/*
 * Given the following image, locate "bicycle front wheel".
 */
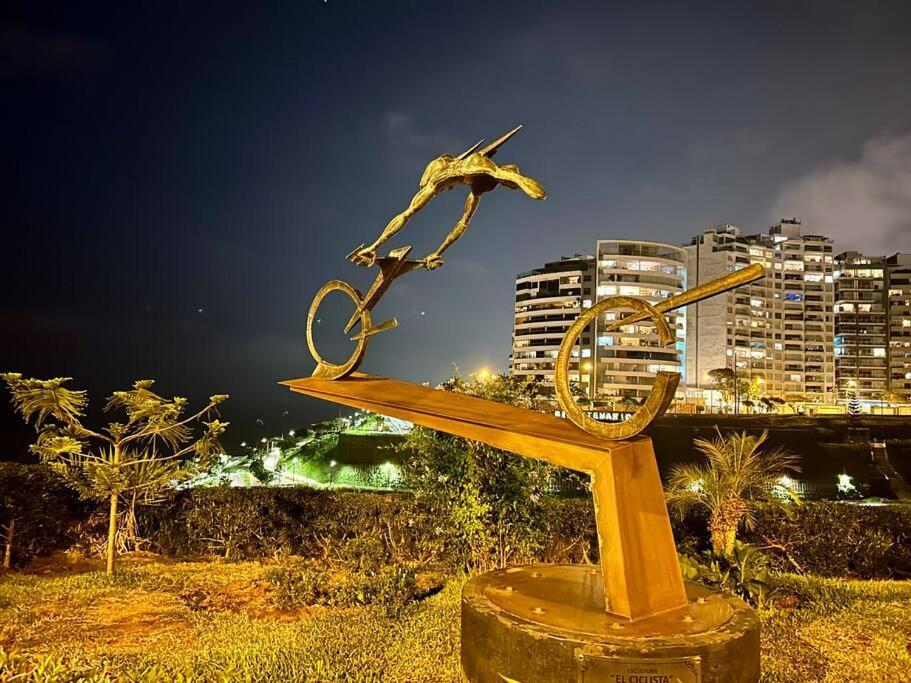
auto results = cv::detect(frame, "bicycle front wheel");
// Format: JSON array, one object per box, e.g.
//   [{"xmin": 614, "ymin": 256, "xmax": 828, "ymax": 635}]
[{"xmin": 306, "ymin": 280, "xmax": 372, "ymax": 380}]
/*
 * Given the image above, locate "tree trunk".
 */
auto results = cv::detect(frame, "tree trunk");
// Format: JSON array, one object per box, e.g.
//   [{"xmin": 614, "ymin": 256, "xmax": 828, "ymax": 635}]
[
  {"xmin": 3, "ymin": 517, "xmax": 14, "ymax": 569},
  {"xmin": 709, "ymin": 514, "xmax": 728, "ymax": 557},
  {"xmin": 709, "ymin": 500, "xmax": 745, "ymax": 558},
  {"xmin": 105, "ymin": 443, "xmax": 121, "ymax": 576},
  {"xmin": 106, "ymin": 491, "xmax": 118, "ymax": 575}
]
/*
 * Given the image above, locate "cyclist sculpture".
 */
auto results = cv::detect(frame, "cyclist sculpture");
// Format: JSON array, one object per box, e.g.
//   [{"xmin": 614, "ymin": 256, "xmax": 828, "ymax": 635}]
[{"xmin": 307, "ymin": 125, "xmax": 545, "ymax": 381}]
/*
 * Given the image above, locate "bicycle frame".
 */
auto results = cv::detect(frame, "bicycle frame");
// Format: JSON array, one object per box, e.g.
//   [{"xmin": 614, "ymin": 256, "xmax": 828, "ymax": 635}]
[{"xmin": 306, "ymin": 245, "xmax": 426, "ymax": 380}]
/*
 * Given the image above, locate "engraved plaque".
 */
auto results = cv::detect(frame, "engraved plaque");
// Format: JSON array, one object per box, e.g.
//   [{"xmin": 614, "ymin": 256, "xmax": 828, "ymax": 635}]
[{"xmin": 578, "ymin": 655, "xmax": 701, "ymax": 683}]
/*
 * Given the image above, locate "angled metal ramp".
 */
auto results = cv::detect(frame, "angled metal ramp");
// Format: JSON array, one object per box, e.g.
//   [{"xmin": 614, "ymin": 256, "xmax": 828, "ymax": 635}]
[
  {"xmin": 281, "ymin": 372, "xmax": 618, "ymax": 473},
  {"xmin": 281, "ymin": 372, "xmax": 687, "ymax": 621}
]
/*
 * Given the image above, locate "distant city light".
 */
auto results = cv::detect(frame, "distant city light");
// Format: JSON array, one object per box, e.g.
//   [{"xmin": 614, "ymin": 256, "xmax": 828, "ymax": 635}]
[
  {"xmin": 837, "ymin": 473, "xmax": 856, "ymax": 494},
  {"xmin": 773, "ymin": 475, "xmax": 800, "ymax": 500}
]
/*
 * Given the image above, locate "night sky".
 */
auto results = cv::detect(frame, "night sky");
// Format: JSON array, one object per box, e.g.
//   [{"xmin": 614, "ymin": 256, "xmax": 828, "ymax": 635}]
[{"xmin": 3, "ymin": 1, "xmax": 911, "ymax": 458}]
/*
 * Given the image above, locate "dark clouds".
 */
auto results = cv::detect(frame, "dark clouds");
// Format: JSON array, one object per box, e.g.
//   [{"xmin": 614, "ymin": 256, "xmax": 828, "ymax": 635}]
[{"xmin": 2, "ymin": 1, "xmax": 910, "ymax": 455}]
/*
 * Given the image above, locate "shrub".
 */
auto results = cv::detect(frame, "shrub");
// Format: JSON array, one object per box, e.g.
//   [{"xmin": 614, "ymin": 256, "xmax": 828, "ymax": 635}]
[
  {"xmin": 399, "ymin": 373, "xmax": 576, "ymax": 572},
  {"xmin": 362, "ymin": 564, "xmax": 418, "ymax": 616},
  {"xmin": 264, "ymin": 561, "xmax": 331, "ymax": 609},
  {"xmin": 0, "ymin": 463, "xmax": 86, "ymax": 568},
  {"xmin": 338, "ymin": 535, "xmax": 389, "ymax": 574},
  {"xmin": 264, "ymin": 560, "xmax": 418, "ymax": 615},
  {"xmin": 750, "ymin": 502, "xmax": 911, "ymax": 578},
  {"xmin": 679, "ymin": 542, "xmax": 779, "ymax": 607},
  {"xmin": 538, "ymin": 498, "xmax": 597, "ymax": 563}
]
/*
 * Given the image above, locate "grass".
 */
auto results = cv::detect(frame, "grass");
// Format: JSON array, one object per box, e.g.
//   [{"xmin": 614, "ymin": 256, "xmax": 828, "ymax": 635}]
[
  {"xmin": 760, "ymin": 575, "xmax": 911, "ymax": 682},
  {"xmin": 2, "ymin": 555, "xmax": 910, "ymax": 682}
]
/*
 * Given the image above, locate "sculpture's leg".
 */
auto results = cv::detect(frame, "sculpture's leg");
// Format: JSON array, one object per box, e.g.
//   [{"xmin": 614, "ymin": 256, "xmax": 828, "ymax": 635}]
[
  {"xmin": 590, "ymin": 436, "xmax": 688, "ymax": 620},
  {"xmin": 423, "ymin": 192, "xmax": 481, "ymax": 269},
  {"xmin": 350, "ymin": 186, "xmax": 436, "ymax": 265}
]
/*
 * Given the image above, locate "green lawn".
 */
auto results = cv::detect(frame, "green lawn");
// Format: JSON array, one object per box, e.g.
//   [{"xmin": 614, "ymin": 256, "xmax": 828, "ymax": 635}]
[{"xmin": 1, "ymin": 556, "xmax": 910, "ymax": 682}]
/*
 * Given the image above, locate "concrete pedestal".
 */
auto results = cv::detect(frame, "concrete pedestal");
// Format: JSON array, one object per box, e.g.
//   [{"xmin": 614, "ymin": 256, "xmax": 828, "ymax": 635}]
[{"xmin": 461, "ymin": 565, "xmax": 760, "ymax": 683}]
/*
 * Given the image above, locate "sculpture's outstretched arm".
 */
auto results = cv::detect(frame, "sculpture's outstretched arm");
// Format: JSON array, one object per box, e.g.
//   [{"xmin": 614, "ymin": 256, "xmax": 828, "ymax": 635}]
[
  {"xmin": 423, "ymin": 191, "xmax": 481, "ymax": 270},
  {"xmin": 349, "ymin": 184, "xmax": 437, "ymax": 266}
]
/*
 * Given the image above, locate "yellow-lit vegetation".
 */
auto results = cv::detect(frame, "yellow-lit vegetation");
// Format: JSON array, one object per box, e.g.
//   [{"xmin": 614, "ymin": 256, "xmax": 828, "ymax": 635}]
[{"xmin": 2, "ymin": 555, "xmax": 911, "ymax": 682}]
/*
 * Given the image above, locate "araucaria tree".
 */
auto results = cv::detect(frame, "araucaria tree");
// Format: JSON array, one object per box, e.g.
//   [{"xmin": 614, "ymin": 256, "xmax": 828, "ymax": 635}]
[
  {"xmin": 665, "ymin": 430, "xmax": 799, "ymax": 557},
  {"xmin": 1, "ymin": 374, "xmax": 228, "ymax": 574}
]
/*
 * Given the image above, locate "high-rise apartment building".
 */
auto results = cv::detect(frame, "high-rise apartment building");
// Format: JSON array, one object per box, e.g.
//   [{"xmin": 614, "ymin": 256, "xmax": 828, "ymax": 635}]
[
  {"xmin": 685, "ymin": 219, "xmax": 835, "ymax": 403},
  {"xmin": 510, "ymin": 241, "xmax": 686, "ymax": 401},
  {"xmin": 887, "ymin": 253, "xmax": 911, "ymax": 401},
  {"xmin": 833, "ymin": 252, "xmax": 889, "ymax": 401},
  {"xmin": 510, "ymin": 255, "xmax": 594, "ymax": 391},
  {"xmin": 592, "ymin": 240, "xmax": 686, "ymax": 400}
]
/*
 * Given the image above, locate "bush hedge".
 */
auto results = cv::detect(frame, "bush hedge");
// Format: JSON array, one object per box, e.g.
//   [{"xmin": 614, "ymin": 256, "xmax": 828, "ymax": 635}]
[
  {"xmin": 2, "ymin": 464, "xmax": 909, "ymax": 580},
  {"xmin": 0, "ymin": 463, "xmax": 87, "ymax": 567},
  {"xmin": 137, "ymin": 487, "xmax": 443, "ymax": 563},
  {"xmin": 138, "ymin": 488, "xmax": 911, "ymax": 579},
  {"xmin": 752, "ymin": 502, "xmax": 911, "ymax": 579}
]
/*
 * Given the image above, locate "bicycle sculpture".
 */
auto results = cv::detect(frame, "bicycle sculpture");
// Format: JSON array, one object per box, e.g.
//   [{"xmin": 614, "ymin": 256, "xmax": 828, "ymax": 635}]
[{"xmin": 306, "ymin": 125, "xmax": 763, "ymax": 440}]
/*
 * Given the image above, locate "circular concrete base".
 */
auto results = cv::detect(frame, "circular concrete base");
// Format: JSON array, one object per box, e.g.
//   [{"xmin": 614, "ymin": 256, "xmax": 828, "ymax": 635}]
[{"xmin": 461, "ymin": 564, "xmax": 759, "ymax": 683}]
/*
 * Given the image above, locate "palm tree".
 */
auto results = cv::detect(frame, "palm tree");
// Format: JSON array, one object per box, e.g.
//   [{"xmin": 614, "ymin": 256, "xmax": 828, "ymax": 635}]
[{"xmin": 666, "ymin": 430, "xmax": 799, "ymax": 557}]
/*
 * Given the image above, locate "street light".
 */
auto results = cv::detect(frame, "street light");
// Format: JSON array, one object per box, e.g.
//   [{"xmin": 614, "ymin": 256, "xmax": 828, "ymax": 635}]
[{"xmin": 475, "ymin": 367, "xmax": 494, "ymax": 382}]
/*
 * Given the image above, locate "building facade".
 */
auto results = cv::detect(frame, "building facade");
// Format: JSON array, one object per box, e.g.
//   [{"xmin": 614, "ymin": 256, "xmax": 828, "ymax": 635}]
[
  {"xmin": 833, "ymin": 252, "xmax": 889, "ymax": 401},
  {"xmin": 510, "ymin": 255, "xmax": 594, "ymax": 391},
  {"xmin": 592, "ymin": 240, "xmax": 687, "ymax": 400},
  {"xmin": 510, "ymin": 241, "xmax": 686, "ymax": 402},
  {"xmin": 685, "ymin": 219, "xmax": 835, "ymax": 404},
  {"xmin": 832, "ymin": 251, "xmax": 911, "ymax": 404},
  {"xmin": 887, "ymin": 253, "xmax": 911, "ymax": 401}
]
